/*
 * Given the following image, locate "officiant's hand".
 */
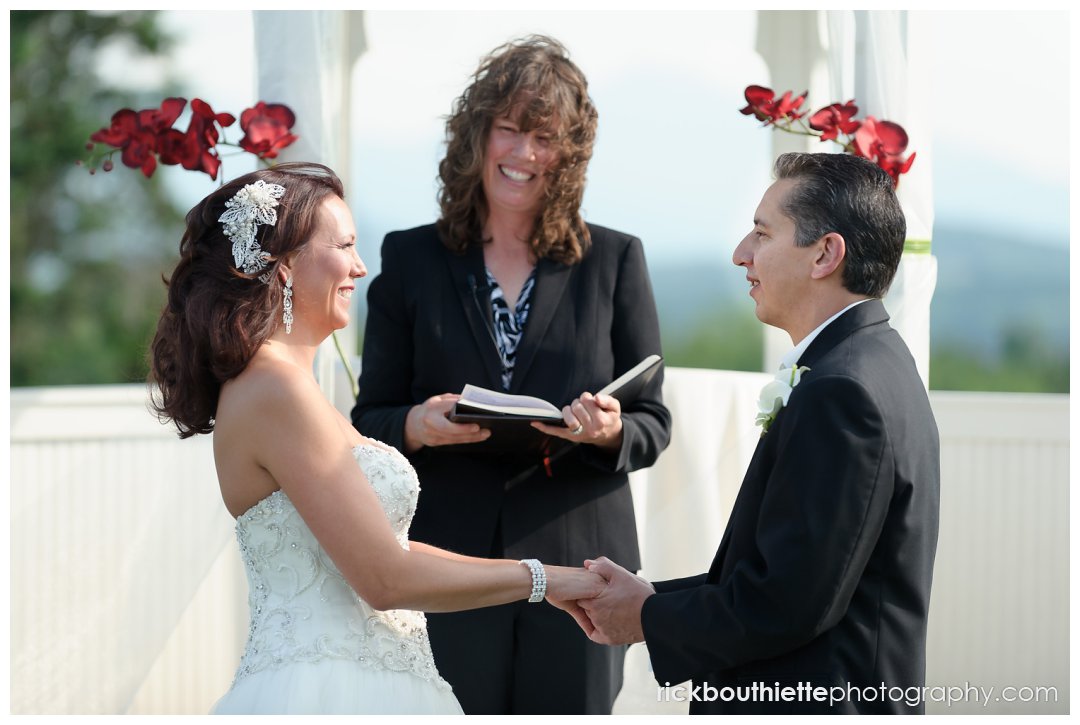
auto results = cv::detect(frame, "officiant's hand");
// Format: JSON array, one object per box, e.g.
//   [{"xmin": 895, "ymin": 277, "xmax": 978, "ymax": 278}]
[
  {"xmin": 403, "ymin": 394, "xmax": 491, "ymax": 454},
  {"xmin": 577, "ymin": 556, "xmax": 655, "ymax": 645},
  {"xmin": 531, "ymin": 392, "xmax": 624, "ymax": 451}
]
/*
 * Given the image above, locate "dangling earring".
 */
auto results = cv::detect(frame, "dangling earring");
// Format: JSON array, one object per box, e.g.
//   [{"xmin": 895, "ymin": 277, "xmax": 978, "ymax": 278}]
[{"xmin": 282, "ymin": 277, "xmax": 294, "ymax": 334}]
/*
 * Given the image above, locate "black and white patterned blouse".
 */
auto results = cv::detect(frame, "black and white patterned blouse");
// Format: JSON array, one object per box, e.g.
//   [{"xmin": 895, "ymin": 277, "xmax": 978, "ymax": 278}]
[{"xmin": 485, "ymin": 267, "xmax": 537, "ymax": 391}]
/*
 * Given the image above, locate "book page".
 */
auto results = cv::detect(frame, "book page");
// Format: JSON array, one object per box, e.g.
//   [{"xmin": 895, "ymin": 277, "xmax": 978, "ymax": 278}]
[
  {"xmin": 458, "ymin": 384, "xmax": 562, "ymax": 418},
  {"xmin": 597, "ymin": 354, "xmax": 662, "ymax": 398}
]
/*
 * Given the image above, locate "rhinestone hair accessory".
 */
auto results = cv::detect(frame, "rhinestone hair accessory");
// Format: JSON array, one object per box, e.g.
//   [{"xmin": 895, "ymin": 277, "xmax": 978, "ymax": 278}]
[{"xmin": 218, "ymin": 179, "xmax": 286, "ymax": 282}]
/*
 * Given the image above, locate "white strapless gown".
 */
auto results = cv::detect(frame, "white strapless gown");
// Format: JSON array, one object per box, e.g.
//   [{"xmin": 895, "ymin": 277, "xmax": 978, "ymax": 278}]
[{"xmin": 211, "ymin": 444, "xmax": 463, "ymax": 714}]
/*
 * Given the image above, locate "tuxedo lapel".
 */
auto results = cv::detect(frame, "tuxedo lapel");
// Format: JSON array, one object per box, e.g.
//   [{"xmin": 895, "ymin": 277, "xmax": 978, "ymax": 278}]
[
  {"xmin": 508, "ymin": 257, "xmax": 572, "ymax": 394},
  {"xmin": 443, "ymin": 245, "xmax": 504, "ymax": 389},
  {"xmin": 797, "ymin": 299, "xmax": 890, "ymax": 369},
  {"xmin": 707, "ymin": 301, "xmax": 890, "ymax": 581}
]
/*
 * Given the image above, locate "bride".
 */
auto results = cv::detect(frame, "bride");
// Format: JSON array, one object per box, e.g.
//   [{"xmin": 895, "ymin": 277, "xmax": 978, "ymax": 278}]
[{"xmin": 149, "ymin": 162, "xmax": 602, "ymax": 714}]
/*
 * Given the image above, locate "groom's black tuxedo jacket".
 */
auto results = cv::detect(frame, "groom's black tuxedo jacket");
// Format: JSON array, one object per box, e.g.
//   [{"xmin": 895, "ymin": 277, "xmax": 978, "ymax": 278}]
[{"xmin": 641, "ymin": 300, "xmax": 940, "ymax": 714}]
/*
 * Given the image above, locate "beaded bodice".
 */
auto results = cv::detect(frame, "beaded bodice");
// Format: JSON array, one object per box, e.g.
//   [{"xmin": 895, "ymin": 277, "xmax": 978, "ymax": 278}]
[{"xmin": 230, "ymin": 443, "xmax": 450, "ymax": 691}]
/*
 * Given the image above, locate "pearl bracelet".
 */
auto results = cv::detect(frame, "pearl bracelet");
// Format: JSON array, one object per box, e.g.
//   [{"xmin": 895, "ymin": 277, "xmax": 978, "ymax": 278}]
[{"xmin": 519, "ymin": 558, "xmax": 547, "ymax": 603}]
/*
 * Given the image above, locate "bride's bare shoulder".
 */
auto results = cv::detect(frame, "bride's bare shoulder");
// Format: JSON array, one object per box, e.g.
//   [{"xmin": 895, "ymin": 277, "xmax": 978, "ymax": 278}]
[{"xmin": 217, "ymin": 355, "xmax": 320, "ymax": 428}]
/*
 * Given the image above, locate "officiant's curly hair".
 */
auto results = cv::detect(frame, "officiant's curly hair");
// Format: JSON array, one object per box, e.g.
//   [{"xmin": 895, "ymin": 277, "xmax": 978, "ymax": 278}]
[
  {"xmin": 437, "ymin": 35, "xmax": 598, "ymax": 265},
  {"xmin": 149, "ymin": 162, "xmax": 344, "ymax": 438}
]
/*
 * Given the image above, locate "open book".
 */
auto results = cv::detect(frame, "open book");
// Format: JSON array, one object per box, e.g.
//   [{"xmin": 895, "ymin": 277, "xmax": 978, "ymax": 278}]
[
  {"xmin": 451, "ymin": 387, "xmax": 566, "ymax": 421},
  {"xmin": 448, "ymin": 354, "xmax": 662, "ymax": 451}
]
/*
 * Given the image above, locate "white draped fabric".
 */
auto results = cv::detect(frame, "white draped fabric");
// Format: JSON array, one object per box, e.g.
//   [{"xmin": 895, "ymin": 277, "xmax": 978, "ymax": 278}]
[
  {"xmin": 755, "ymin": 11, "xmax": 937, "ymax": 383},
  {"xmin": 252, "ymin": 10, "xmax": 367, "ymax": 402},
  {"xmin": 825, "ymin": 10, "xmax": 938, "ymax": 387}
]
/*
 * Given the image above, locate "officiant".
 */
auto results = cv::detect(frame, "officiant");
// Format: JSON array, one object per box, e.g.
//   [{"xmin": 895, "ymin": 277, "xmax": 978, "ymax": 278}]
[{"xmin": 350, "ymin": 35, "xmax": 670, "ymax": 715}]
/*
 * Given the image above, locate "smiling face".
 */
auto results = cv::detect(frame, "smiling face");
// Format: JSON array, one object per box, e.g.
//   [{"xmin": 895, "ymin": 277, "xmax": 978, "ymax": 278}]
[
  {"xmin": 481, "ymin": 110, "xmax": 560, "ymax": 222},
  {"xmin": 287, "ymin": 195, "xmax": 366, "ymax": 337},
  {"xmin": 732, "ymin": 179, "xmax": 821, "ymax": 338}
]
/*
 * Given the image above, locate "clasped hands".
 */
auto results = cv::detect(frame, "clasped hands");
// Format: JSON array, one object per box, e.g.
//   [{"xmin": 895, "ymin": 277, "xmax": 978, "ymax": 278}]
[{"xmin": 548, "ymin": 556, "xmax": 655, "ymax": 646}]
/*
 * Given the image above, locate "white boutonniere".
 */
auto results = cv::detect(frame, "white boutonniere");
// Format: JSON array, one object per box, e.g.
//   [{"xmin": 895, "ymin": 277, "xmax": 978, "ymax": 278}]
[{"xmin": 755, "ymin": 365, "xmax": 810, "ymax": 435}]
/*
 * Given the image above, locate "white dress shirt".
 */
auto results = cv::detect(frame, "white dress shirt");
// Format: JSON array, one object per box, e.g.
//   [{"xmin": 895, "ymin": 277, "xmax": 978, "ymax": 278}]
[{"xmin": 778, "ymin": 298, "xmax": 873, "ymax": 370}]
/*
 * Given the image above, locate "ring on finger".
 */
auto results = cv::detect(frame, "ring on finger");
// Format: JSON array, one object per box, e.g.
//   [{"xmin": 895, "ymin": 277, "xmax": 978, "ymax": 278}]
[{"xmin": 571, "ymin": 424, "xmax": 584, "ymax": 435}]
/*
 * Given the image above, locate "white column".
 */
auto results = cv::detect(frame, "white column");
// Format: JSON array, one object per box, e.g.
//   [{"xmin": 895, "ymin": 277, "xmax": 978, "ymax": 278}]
[{"xmin": 253, "ymin": 10, "xmax": 367, "ymax": 404}]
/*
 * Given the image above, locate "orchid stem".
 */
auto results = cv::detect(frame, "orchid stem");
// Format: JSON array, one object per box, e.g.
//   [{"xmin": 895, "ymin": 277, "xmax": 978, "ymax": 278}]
[{"xmin": 332, "ymin": 331, "xmax": 360, "ymax": 400}]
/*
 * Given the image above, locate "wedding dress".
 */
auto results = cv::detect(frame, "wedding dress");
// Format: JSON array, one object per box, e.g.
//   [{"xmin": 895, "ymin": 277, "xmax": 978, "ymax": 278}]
[{"xmin": 211, "ymin": 443, "xmax": 463, "ymax": 714}]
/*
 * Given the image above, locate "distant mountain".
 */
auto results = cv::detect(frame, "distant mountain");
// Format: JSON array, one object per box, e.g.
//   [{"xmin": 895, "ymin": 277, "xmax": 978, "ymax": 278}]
[
  {"xmin": 646, "ymin": 221, "xmax": 1069, "ymax": 360},
  {"xmin": 648, "ymin": 258, "xmax": 747, "ymax": 342},
  {"xmin": 928, "ymin": 221, "xmax": 1068, "ymax": 357}
]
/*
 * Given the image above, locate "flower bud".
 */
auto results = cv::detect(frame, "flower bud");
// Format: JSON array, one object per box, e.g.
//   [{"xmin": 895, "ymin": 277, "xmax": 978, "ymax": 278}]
[
  {"xmin": 102, "ymin": 159, "xmax": 114, "ymax": 172},
  {"xmin": 89, "ymin": 168, "xmax": 96, "ymax": 175},
  {"xmin": 85, "ymin": 142, "xmax": 94, "ymax": 151}
]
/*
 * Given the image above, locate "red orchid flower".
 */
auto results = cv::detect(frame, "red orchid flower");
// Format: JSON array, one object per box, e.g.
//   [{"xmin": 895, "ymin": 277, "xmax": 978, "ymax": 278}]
[
  {"xmin": 90, "ymin": 98, "xmax": 187, "ymax": 177},
  {"xmin": 238, "ymin": 102, "xmax": 299, "ymax": 159},
  {"xmin": 85, "ymin": 97, "xmax": 298, "ymax": 181},
  {"xmin": 853, "ymin": 116, "xmax": 909, "ymax": 159},
  {"xmin": 176, "ymin": 98, "xmax": 237, "ymax": 180},
  {"xmin": 89, "ymin": 108, "xmax": 139, "ymax": 148},
  {"xmin": 739, "ymin": 85, "xmax": 775, "ymax": 118},
  {"xmin": 852, "ymin": 116, "xmax": 915, "ymax": 185},
  {"xmin": 808, "ymin": 101, "xmax": 860, "ymax": 142},
  {"xmin": 875, "ymin": 151, "xmax": 917, "ymax": 185},
  {"xmin": 738, "ymin": 84, "xmax": 916, "ymax": 187},
  {"xmin": 90, "ymin": 109, "xmax": 153, "ymax": 176},
  {"xmin": 185, "ymin": 98, "xmax": 234, "ymax": 152},
  {"xmin": 739, "ymin": 85, "xmax": 807, "ymax": 125},
  {"xmin": 139, "ymin": 97, "xmax": 186, "ymax": 136},
  {"xmin": 157, "ymin": 128, "xmax": 201, "ymax": 171},
  {"xmin": 770, "ymin": 90, "xmax": 807, "ymax": 122}
]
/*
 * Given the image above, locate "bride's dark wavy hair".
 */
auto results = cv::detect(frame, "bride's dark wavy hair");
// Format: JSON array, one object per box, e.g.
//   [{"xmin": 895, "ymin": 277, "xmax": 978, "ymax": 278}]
[
  {"xmin": 149, "ymin": 162, "xmax": 344, "ymax": 438},
  {"xmin": 437, "ymin": 35, "xmax": 598, "ymax": 264}
]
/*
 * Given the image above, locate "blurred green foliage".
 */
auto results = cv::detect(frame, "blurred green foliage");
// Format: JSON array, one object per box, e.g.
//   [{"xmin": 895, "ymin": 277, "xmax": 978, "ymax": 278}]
[
  {"xmin": 930, "ymin": 324, "xmax": 1069, "ymax": 393},
  {"xmin": 11, "ymin": 10, "xmax": 183, "ymax": 386},
  {"xmin": 663, "ymin": 306, "xmax": 764, "ymax": 373}
]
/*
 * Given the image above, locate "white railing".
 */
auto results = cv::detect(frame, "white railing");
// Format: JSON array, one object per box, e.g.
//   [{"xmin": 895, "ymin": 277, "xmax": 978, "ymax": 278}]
[{"xmin": 9, "ymin": 373, "xmax": 1069, "ymax": 714}]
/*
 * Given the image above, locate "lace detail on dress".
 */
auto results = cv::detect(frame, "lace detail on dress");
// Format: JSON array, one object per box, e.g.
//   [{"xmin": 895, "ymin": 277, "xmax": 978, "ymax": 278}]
[{"xmin": 230, "ymin": 444, "xmax": 450, "ymax": 691}]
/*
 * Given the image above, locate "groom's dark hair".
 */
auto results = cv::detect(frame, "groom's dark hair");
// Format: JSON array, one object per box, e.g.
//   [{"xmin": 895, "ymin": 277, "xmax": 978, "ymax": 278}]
[{"xmin": 774, "ymin": 152, "xmax": 906, "ymax": 298}]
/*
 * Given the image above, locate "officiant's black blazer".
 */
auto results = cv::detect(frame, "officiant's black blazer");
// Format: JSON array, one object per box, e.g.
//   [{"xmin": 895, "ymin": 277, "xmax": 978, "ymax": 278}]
[
  {"xmin": 641, "ymin": 300, "xmax": 940, "ymax": 714},
  {"xmin": 351, "ymin": 223, "xmax": 671, "ymax": 570}
]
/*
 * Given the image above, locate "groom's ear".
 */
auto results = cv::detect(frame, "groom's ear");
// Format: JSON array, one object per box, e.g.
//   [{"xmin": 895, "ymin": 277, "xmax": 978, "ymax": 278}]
[{"xmin": 810, "ymin": 232, "xmax": 846, "ymax": 280}]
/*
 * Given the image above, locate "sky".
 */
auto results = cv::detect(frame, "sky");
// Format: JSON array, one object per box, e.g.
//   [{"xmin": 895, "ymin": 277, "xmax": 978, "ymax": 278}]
[{"xmin": 98, "ymin": 9, "xmax": 1071, "ymax": 271}]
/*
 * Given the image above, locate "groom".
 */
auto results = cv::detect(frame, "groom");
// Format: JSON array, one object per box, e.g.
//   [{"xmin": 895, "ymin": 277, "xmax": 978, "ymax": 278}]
[{"xmin": 564, "ymin": 152, "xmax": 940, "ymax": 714}]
